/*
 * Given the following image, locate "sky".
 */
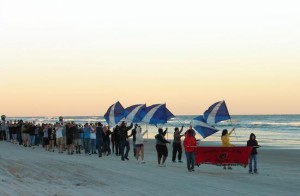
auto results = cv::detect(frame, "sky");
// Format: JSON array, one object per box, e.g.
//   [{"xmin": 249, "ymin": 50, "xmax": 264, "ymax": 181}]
[{"xmin": 0, "ymin": 0, "xmax": 300, "ymax": 116}]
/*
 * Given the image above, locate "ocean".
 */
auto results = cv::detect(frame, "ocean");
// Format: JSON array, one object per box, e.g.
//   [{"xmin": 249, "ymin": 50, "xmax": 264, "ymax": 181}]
[{"xmin": 5, "ymin": 115, "xmax": 300, "ymax": 149}]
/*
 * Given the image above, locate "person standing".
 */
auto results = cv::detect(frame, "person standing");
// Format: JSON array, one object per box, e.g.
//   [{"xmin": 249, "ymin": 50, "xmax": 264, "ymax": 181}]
[
  {"xmin": 95, "ymin": 122, "xmax": 104, "ymax": 157},
  {"xmin": 55, "ymin": 123, "xmax": 64, "ymax": 153},
  {"xmin": 135, "ymin": 125, "xmax": 148, "ymax": 163},
  {"xmin": 90, "ymin": 123, "xmax": 97, "ymax": 154},
  {"xmin": 66, "ymin": 123, "xmax": 75, "ymax": 155},
  {"xmin": 73, "ymin": 123, "xmax": 82, "ymax": 154},
  {"xmin": 183, "ymin": 127, "xmax": 197, "ymax": 172},
  {"xmin": 83, "ymin": 123, "xmax": 92, "ymax": 155},
  {"xmin": 247, "ymin": 133, "xmax": 260, "ymax": 174},
  {"xmin": 221, "ymin": 128, "xmax": 235, "ymax": 169},
  {"xmin": 172, "ymin": 125, "xmax": 184, "ymax": 163},
  {"xmin": 112, "ymin": 125, "xmax": 121, "ymax": 156},
  {"xmin": 103, "ymin": 125, "xmax": 112, "ymax": 156},
  {"xmin": 128, "ymin": 124, "xmax": 137, "ymax": 157},
  {"xmin": 119, "ymin": 121, "xmax": 133, "ymax": 161},
  {"xmin": 155, "ymin": 128, "xmax": 170, "ymax": 167}
]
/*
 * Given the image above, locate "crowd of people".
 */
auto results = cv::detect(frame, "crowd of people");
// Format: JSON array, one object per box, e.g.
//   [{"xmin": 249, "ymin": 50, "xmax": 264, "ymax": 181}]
[{"xmin": 0, "ymin": 115, "xmax": 259, "ymax": 173}]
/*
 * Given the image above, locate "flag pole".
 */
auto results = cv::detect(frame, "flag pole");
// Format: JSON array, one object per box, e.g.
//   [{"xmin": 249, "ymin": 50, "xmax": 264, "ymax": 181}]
[
  {"xmin": 223, "ymin": 100, "xmax": 238, "ymax": 141},
  {"xmin": 146, "ymin": 124, "xmax": 148, "ymax": 140}
]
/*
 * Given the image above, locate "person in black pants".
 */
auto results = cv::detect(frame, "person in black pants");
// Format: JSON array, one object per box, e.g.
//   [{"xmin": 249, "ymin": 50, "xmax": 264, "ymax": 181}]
[
  {"xmin": 172, "ymin": 125, "xmax": 184, "ymax": 163},
  {"xmin": 119, "ymin": 121, "xmax": 133, "ymax": 161}
]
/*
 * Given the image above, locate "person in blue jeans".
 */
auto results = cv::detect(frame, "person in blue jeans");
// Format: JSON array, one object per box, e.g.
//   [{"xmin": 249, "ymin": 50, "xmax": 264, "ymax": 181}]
[{"xmin": 247, "ymin": 133, "xmax": 260, "ymax": 174}]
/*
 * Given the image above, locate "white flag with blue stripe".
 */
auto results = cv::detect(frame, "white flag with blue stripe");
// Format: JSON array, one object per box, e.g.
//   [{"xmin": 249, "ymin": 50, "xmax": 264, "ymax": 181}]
[
  {"xmin": 141, "ymin": 104, "xmax": 175, "ymax": 126},
  {"xmin": 203, "ymin": 101, "xmax": 231, "ymax": 124},
  {"xmin": 123, "ymin": 104, "xmax": 146, "ymax": 123},
  {"xmin": 104, "ymin": 101, "xmax": 125, "ymax": 126},
  {"xmin": 191, "ymin": 115, "xmax": 219, "ymax": 138}
]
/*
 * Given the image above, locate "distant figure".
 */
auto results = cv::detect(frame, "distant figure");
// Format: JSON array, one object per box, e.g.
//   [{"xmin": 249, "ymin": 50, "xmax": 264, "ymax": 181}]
[
  {"xmin": 103, "ymin": 125, "xmax": 112, "ymax": 156},
  {"xmin": 135, "ymin": 125, "xmax": 148, "ymax": 163},
  {"xmin": 55, "ymin": 124, "xmax": 64, "ymax": 153},
  {"xmin": 95, "ymin": 122, "xmax": 104, "ymax": 157},
  {"xmin": 221, "ymin": 128, "xmax": 235, "ymax": 170},
  {"xmin": 183, "ymin": 127, "xmax": 197, "ymax": 172},
  {"xmin": 90, "ymin": 123, "xmax": 97, "ymax": 155},
  {"xmin": 128, "ymin": 124, "xmax": 137, "ymax": 157},
  {"xmin": 83, "ymin": 123, "xmax": 92, "ymax": 155},
  {"xmin": 73, "ymin": 124, "xmax": 82, "ymax": 154},
  {"xmin": 66, "ymin": 123, "xmax": 75, "ymax": 155},
  {"xmin": 247, "ymin": 133, "xmax": 260, "ymax": 174},
  {"xmin": 112, "ymin": 125, "xmax": 121, "ymax": 156},
  {"xmin": 155, "ymin": 127, "xmax": 170, "ymax": 167},
  {"xmin": 172, "ymin": 125, "xmax": 184, "ymax": 163}
]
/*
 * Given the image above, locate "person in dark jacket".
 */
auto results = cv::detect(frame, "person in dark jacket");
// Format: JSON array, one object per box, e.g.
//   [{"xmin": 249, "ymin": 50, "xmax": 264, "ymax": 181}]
[
  {"xmin": 155, "ymin": 128, "xmax": 170, "ymax": 167},
  {"xmin": 119, "ymin": 121, "xmax": 133, "ymax": 161},
  {"xmin": 66, "ymin": 123, "xmax": 75, "ymax": 155},
  {"xmin": 96, "ymin": 122, "xmax": 104, "ymax": 157},
  {"xmin": 128, "ymin": 124, "xmax": 137, "ymax": 157},
  {"xmin": 112, "ymin": 125, "xmax": 121, "ymax": 156},
  {"xmin": 103, "ymin": 125, "xmax": 111, "ymax": 156},
  {"xmin": 247, "ymin": 133, "xmax": 260, "ymax": 174},
  {"xmin": 172, "ymin": 125, "xmax": 184, "ymax": 163}
]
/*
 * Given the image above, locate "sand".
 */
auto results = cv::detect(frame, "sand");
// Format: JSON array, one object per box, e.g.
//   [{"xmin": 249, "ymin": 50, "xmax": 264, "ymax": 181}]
[{"xmin": 0, "ymin": 140, "xmax": 300, "ymax": 196}]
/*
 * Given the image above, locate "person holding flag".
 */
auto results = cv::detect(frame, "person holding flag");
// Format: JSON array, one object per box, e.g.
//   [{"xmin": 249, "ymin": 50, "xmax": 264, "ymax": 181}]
[
  {"xmin": 221, "ymin": 128, "xmax": 235, "ymax": 169},
  {"xmin": 155, "ymin": 127, "xmax": 170, "ymax": 167}
]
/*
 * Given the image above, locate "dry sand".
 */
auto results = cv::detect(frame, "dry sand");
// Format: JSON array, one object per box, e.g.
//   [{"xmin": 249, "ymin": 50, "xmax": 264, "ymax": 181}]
[{"xmin": 0, "ymin": 140, "xmax": 299, "ymax": 196}]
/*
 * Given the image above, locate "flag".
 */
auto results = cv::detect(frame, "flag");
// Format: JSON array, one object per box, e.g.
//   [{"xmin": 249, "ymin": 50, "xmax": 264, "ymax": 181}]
[
  {"xmin": 123, "ymin": 104, "xmax": 146, "ymax": 123},
  {"xmin": 191, "ymin": 116, "xmax": 219, "ymax": 138},
  {"xmin": 195, "ymin": 146, "xmax": 253, "ymax": 167},
  {"xmin": 141, "ymin": 104, "xmax": 175, "ymax": 126},
  {"xmin": 104, "ymin": 101, "xmax": 125, "ymax": 126},
  {"xmin": 203, "ymin": 101, "xmax": 231, "ymax": 124}
]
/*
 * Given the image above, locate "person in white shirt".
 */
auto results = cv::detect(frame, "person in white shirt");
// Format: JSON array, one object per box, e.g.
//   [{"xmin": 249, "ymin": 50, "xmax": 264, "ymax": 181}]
[
  {"xmin": 135, "ymin": 125, "xmax": 148, "ymax": 163},
  {"xmin": 55, "ymin": 124, "xmax": 64, "ymax": 153}
]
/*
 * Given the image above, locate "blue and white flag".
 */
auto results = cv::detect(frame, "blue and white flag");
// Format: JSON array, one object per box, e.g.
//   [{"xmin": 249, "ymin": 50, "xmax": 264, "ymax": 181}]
[
  {"xmin": 141, "ymin": 104, "xmax": 175, "ymax": 126},
  {"xmin": 104, "ymin": 101, "xmax": 125, "ymax": 126},
  {"xmin": 191, "ymin": 116, "xmax": 219, "ymax": 138},
  {"xmin": 123, "ymin": 104, "xmax": 146, "ymax": 123},
  {"xmin": 203, "ymin": 101, "xmax": 231, "ymax": 124}
]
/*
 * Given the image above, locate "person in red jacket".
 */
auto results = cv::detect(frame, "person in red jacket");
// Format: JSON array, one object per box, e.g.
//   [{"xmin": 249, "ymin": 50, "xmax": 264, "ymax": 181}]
[{"xmin": 183, "ymin": 127, "xmax": 197, "ymax": 172}]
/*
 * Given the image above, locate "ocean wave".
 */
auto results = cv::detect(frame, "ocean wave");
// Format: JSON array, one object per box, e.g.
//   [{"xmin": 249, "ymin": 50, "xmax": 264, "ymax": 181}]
[{"xmin": 250, "ymin": 122, "xmax": 300, "ymax": 127}]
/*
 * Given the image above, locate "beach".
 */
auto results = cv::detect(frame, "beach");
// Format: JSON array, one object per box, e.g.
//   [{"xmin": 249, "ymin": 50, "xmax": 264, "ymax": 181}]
[{"xmin": 1, "ymin": 140, "xmax": 299, "ymax": 196}]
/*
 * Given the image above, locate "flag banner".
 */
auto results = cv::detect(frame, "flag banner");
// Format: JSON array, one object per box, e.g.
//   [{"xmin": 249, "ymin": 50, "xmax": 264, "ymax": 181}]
[
  {"xmin": 203, "ymin": 101, "xmax": 231, "ymax": 124},
  {"xmin": 124, "ymin": 104, "xmax": 146, "ymax": 123},
  {"xmin": 191, "ymin": 116, "xmax": 219, "ymax": 138},
  {"xmin": 195, "ymin": 146, "xmax": 253, "ymax": 167},
  {"xmin": 104, "ymin": 101, "xmax": 125, "ymax": 126},
  {"xmin": 141, "ymin": 104, "xmax": 175, "ymax": 126}
]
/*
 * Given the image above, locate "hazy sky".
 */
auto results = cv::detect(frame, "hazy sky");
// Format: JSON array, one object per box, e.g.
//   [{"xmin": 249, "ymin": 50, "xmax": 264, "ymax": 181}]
[{"xmin": 1, "ymin": 0, "xmax": 299, "ymax": 116}]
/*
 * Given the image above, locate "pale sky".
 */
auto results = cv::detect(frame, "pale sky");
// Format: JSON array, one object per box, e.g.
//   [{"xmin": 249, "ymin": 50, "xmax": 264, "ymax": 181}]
[{"xmin": 1, "ymin": 0, "xmax": 300, "ymax": 116}]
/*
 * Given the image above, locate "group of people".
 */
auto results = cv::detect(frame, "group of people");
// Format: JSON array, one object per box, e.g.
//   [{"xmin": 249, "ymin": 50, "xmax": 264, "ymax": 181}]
[
  {"xmin": 221, "ymin": 128, "xmax": 260, "ymax": 174},
  {"xmin": 1, "ymin": 116, "xmax": 259, "ymax": 173},
  {"xmin": 0, "ymin": 119, "xmax": 112, "ymax": 157}
]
